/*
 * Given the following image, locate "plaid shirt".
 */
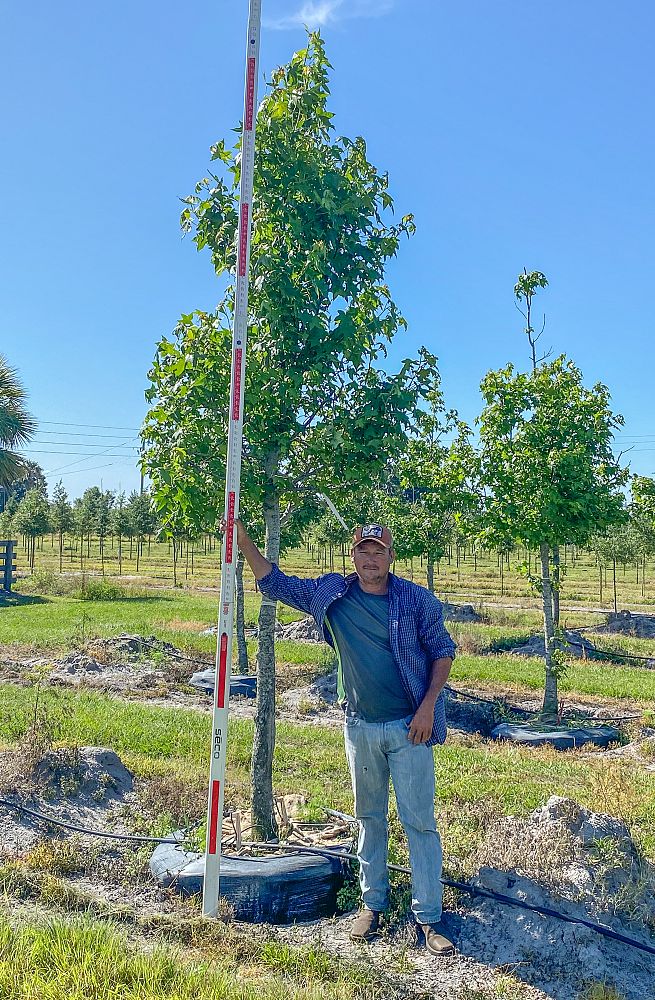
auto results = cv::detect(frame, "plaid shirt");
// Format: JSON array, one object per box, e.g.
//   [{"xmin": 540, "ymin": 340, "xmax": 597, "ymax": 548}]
[{"xmin": 258, "ymin": 565, "xmax": 456, "ymax": 745}]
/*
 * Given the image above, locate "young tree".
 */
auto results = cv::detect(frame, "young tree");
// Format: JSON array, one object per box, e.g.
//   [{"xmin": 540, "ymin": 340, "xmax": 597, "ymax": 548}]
[
  {"xmin": 111, "ymin": 492, "xmax": 132, "ymax": 576},
  {"xmin": 14, "ymin": 488, "xmax": 51, "ymax": 570},
  {"xmin": 96, "ymin": 491, "xmax": 114, "ymax": 575},
  {"xmin": 631, "ymin": 476, "xmax": 655, "ymax": 598},
  {"xmin": 74, "ymin": 489, "xmax": 100, "ymax": 570},
  {"xmin": 393, "ymin": 381, "xmax": 472, "ymax": 593},
  {"xmin": 143, "ymin": 33, "xmax": 434, "ymax": 838},
  {"xmin": 0, "ymin": 356, "xmax": 37, "ymax": 488},
  {"xmin": 592, "ymin": 523, "xmax": 640, "ymax": 613},
  {"xmin": 50, "ymin": 481, "xmax": 74, "ymax": 573},
  {"xmin": 127, "ymin": 491, "xmax": 158, "ymax": 571},
  {"xmin": 478, "ymin": 354, "xmax": 627, "ymax": 718}
]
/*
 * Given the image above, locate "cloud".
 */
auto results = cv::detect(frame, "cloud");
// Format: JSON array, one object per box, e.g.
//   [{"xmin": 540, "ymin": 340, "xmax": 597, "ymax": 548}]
[{"xmin": 264, "ymin": 0, "xmax": 393, "ymax": 31}]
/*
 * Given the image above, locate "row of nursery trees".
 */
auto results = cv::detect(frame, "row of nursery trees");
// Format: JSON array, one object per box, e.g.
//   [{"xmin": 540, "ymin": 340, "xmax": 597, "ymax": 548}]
[
  {"xmin": 4, "ymin": 464, "xmax": 655, "ymax": 607},
  {"xmin": 138, "ymin": 33, "xmax": 654, "ymax": 837},
  {"xmin": 0, "ymin": 480, "xmax": 158, "ymax": 575}
]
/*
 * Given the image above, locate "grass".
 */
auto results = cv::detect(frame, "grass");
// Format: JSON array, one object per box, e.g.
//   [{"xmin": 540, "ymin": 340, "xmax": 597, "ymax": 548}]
[
  {"xmin": 0, "ymin": 910, "xmax": 380, "ymax": 1000},
  {"xmin": 452, "ymin": 653, "xmax": 655, "ymax": 703},
  {"xmin": 0, "ymin": 588, "xmax": 308, "ymax": 661},
  {"xmin": 1, "ymin": 683, "xmax": 654, "ymax": 859}
]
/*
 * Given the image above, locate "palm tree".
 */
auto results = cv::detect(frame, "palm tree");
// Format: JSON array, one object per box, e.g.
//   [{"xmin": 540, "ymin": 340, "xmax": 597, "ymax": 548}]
[{"xmin": 0, "ymin": 355, "xmax": 36, "ymax": 487}]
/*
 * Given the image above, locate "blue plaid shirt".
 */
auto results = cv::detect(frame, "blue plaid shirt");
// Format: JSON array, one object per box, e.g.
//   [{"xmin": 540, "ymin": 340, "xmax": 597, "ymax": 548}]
[{"xmin": 258, "ymin": 565, "xmax": 456, "ymax": 745}]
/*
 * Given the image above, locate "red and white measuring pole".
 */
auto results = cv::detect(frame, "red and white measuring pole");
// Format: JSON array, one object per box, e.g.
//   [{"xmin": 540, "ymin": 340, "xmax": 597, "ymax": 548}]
[{"xmin": 203, "ymin": 0, "xmax": 262, "ymax": 918}]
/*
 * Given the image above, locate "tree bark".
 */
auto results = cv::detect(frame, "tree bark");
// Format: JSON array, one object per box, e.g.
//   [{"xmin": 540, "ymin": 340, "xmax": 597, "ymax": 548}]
[
  {"xmin": 426, "ymin": 553, "xmax": 435, "ymax": 594},
  {"xmin": 540, "ymin": 542, "xmax": 558, "ymax": 719},
  {"xmin": 552, "ymin": 544, "xmax": 560, "ymax": 629},
  {"xmin": 236, "ymin": 551, "xmax": 249, "ymax": 674},
  {"xmin": 251, "ymin": 461, "xmax": 280, "ymax": 841}
]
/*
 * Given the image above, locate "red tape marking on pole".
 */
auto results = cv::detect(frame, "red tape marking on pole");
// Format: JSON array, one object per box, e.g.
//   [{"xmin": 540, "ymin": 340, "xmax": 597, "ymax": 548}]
[
  {"xmin": 208, "ymin": 780, "xmax": 221, "ymax": 854},
  {"xmin": 245, "ymin": 58, "xmax": 256, "ymax": 129},
  {"xmin": 225, "ymin": 492, "xmax": 236, "ymax": 563},
  {"xmin": 238, "ymin": 204, "xmax": 250, "ymax": 275},
  {"xmin": 217, "ymin": 634, "xmax": 228, "ymax": 708},
  {"xmin": 232, "ymin": 351, "xmax": 243, "ymax": 420}
]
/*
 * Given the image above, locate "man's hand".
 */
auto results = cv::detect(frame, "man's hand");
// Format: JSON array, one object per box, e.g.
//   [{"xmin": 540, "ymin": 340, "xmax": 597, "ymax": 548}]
[
  {"xmin": 407, "ymin": 702, "xmax": 434, "ymax": 745},
  {"xmin": 220, "ymin": 518, "xmax": 273, "ymax": 581},
  {"xmin": 220, "ymin": 517, "xmax": 247, "ymax": 549}
]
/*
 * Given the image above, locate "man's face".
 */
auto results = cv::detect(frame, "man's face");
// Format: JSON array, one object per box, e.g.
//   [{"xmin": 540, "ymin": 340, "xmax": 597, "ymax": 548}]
[{"xmin": 351, "ymin": 539, "xmax": 394, "ymax": 585}]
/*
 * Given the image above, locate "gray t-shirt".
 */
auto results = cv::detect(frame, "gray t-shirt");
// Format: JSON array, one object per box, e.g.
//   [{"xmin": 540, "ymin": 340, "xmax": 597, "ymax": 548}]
[{"xmin": 326, "ymin": 582, "xmax": 414, "ymax": 723}]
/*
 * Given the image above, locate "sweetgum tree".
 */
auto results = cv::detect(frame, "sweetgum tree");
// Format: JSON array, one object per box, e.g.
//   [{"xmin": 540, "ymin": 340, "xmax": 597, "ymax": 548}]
[
  {"xmin": 143, "ymin": 33, "xmax": 434, "ymax": 837},
  {"xmin": 478, "ymin": 353, "xmax": 627, "ymax": 717}
]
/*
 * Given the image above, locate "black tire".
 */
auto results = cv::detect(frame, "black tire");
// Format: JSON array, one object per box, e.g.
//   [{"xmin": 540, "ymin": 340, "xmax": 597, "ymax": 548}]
[{"xmin": 150, "ymin": 835, "xmax": 346, "ymax": 923}]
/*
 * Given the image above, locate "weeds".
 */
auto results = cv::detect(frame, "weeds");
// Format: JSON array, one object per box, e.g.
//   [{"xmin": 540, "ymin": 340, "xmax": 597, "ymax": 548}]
[
  {"xmin": 0, "ymin": 911, "xmax": 383, "ymax": 1000},
  {"xmin": 582, "ymin": 984, "xmax": 626, "ymax": 1000}
]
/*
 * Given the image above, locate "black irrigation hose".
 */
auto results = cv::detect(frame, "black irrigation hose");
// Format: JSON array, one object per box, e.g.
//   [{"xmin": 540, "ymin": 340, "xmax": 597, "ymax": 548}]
[
  {"xmin": 444, "ymin": 685, "xmax": 538, "ymax": 717},
  {"xmin": 0, "ymin": 797, "xmax": 182, "ymax": 845},
  {"xmin": 3, "ymin": 795, "xmax": 654, "ymax": 958},
  {"xmin": 443, "ymin": 685, "xmax": 642, "ymax": 723},
  {"xmin": 101, "ymin": 635, "xmax": 213, "ymax": 668},
  {"xmin": 565, "ymin": 636, "xmax": 655, "ymax": 665}
]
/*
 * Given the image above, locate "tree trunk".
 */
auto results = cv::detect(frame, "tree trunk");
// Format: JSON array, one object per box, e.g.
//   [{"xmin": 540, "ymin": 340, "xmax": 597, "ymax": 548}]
[
  {"xmin": 540, "ymin": 542, "xmax": 558, "ymax": 718},
  {"xmin": 59, "ymin": 532, "xmax": 63, "ymax": 574},
  {"xmin": 117, "ymin": 534, "xmax": 122, "ymax": 575},
  {"xmin": 236, "ymin": 552, "xmax": 249, "ymax": 674},
  {"xmin": 552, "ymin": 544, "xmax": 560, "ymax": 629},
  {"xmin": 426, "ymin": 553, "xmax": 435, "ymax": 594},
  {"xmin": 136, "ymin": 536, "xmax": 140, "ymax": 572},
  {"xmin": 612, "ymin": 559, "xmax": 617, "ymax": 613},
  {"xmin": 599, "ymin": 563, "xmax": 603, "ymax": 605},
  {"xmin": 251, "ymin": 464, "xmax": 280, "ymax": 841}
]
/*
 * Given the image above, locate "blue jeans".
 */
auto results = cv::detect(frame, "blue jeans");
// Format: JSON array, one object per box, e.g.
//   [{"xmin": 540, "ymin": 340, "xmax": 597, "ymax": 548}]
[{"xmin": 343, "ymin": 714, "xmax": 443, "ymax": 924}]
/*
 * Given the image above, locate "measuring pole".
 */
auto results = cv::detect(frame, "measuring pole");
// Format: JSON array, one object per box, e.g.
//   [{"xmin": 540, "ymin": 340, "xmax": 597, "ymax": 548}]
[{"xmin": 203, "ymin": 0, "xmax": 262, "ymax": 918}]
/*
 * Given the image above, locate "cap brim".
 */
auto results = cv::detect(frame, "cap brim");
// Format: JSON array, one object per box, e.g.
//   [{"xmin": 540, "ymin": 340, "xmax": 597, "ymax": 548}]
[{"xmin": 352, "ymin": 538, "xmax": 390, "ymax": 550}]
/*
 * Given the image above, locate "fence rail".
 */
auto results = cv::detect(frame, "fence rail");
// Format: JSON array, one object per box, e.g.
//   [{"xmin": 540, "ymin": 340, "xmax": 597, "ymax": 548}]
[{"xmin": 0, "ymin": 540, "xmax": 16, "ymax": 592}]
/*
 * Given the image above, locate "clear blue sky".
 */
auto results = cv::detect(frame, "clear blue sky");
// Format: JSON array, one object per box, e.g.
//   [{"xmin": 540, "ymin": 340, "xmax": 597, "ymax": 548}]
[{"xmin": 3, "ymin": 0, "xmax": 654, "ymax": 500}]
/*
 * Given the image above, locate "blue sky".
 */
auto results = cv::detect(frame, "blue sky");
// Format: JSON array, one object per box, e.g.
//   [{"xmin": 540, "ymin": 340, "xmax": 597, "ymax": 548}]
[{"xmin": 3, "ymin": 0, "xmax": 654, "ymax": 499}]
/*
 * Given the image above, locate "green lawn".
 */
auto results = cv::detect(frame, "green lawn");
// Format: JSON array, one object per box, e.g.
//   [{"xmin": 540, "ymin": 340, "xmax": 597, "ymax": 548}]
[{"xmin": 0, "ymin": 589, "xmax": 305, "ymax": 659}]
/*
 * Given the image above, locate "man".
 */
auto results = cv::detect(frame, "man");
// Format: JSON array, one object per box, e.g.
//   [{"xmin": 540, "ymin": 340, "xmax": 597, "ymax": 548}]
[{"xmin": 233, "ymin": 519, "xmax": 456, "ymax": 956}]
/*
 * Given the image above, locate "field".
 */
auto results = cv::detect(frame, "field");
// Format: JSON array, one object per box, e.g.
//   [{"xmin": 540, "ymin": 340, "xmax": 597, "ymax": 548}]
[{"xmin": 2, "ymin": 540, "xmax": 655, "ymax": 999}]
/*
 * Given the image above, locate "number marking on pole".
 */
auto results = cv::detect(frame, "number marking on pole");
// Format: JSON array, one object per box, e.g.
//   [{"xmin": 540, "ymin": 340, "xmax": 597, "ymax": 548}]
[{"xmin": 202, "ymin": 0, "xmax": 262, "ymax": 918}]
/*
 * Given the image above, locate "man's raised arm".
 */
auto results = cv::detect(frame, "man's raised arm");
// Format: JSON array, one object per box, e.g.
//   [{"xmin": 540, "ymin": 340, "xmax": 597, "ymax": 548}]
[{"xmin": 232, "ymin": 520, "xmax": 272, "ymax": 581}]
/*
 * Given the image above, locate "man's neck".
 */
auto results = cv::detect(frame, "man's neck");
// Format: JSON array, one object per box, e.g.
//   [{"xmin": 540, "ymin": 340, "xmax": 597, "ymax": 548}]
[{"xmin": 356, "ymin": 574, "xmax": 390, "ymax": 596}]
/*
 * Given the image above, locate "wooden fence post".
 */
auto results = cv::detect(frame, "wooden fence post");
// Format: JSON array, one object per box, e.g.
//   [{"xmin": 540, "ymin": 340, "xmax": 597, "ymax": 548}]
[{"xmin": 1, "ymin": 540, "xmax": 16, "ymax": 592}]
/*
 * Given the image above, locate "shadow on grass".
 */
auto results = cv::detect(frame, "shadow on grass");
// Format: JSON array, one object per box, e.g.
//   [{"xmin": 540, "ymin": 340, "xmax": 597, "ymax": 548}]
[{"xmin": 0, "ymin": 591, "xmax": 50, "ymax": 607}]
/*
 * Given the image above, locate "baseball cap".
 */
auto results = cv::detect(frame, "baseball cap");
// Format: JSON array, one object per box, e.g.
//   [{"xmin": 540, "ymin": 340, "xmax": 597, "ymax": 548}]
[{"xmin": 352, "ymin": 524, "xmax": 394, "ymax": 550}]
